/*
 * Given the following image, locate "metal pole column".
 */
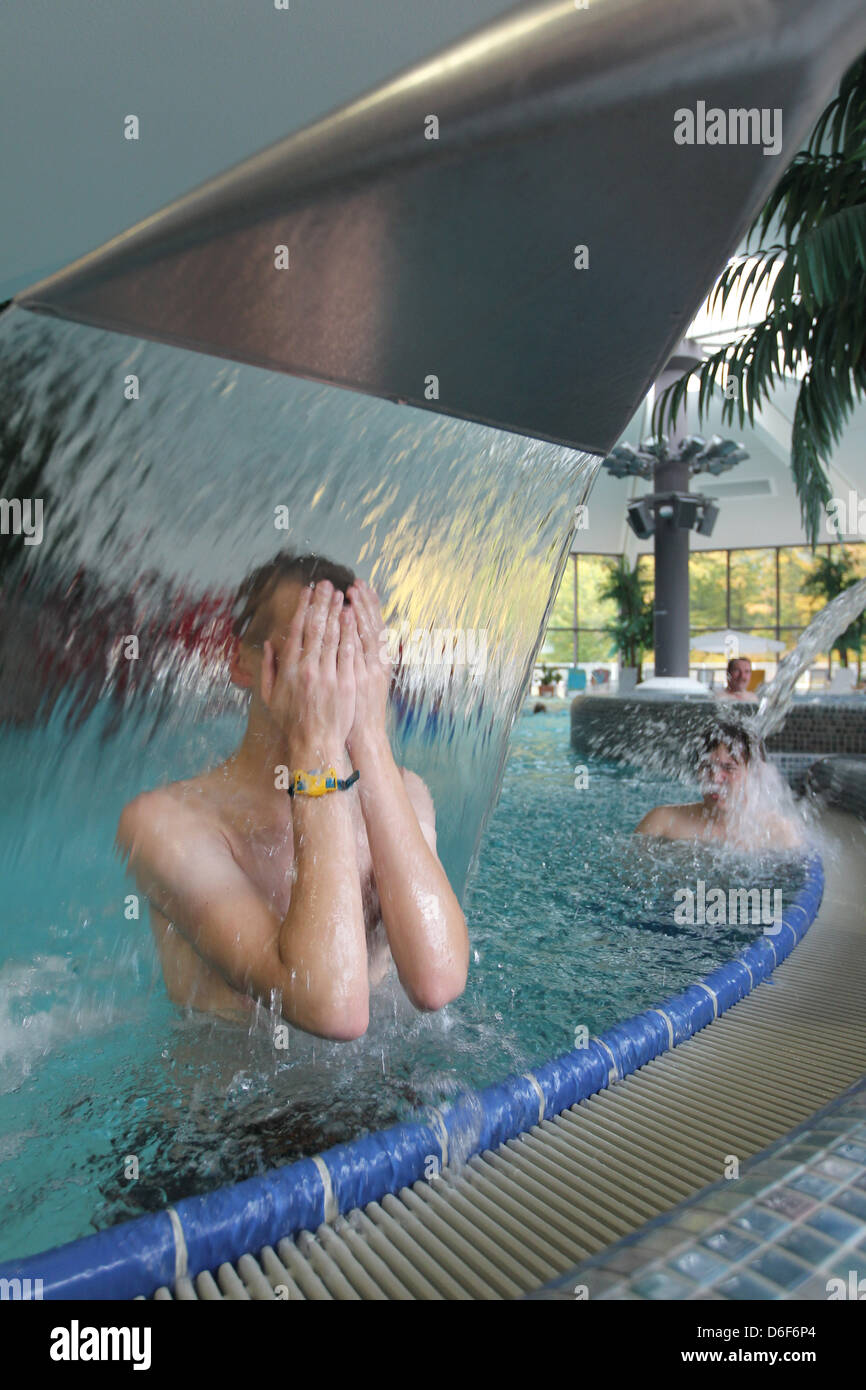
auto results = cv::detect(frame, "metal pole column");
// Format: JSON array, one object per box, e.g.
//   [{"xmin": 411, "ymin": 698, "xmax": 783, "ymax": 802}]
[{"xmin": 652, "ymin": 341, "xmax": 703, "ymax": 678}]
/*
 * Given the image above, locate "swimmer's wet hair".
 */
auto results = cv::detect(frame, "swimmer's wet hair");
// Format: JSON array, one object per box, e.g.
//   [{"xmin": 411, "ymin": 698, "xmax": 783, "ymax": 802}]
[
  {"xmin": 232, "ymin": 551, "xmax": 356, "ymax": 648},
  {"xmin": 698, "ymin": 719, "xmax": 767, "ymax": 769}
]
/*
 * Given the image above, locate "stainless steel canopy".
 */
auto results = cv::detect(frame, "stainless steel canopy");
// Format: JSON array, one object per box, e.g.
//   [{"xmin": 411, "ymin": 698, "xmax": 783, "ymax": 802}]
[{"xmin": 14, "ymin": 0, "xmax": 866, "ymax": 454}]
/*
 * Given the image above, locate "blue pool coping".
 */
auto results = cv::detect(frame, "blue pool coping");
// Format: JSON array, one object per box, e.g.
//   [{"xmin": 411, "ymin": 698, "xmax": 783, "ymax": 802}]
[{"xmin": 0, "ymin": 854, "xmax": 825, "ymax": 1300}]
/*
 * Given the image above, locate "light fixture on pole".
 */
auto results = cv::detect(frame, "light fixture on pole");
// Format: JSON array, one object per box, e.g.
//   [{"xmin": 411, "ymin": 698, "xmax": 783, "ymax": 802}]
[
  {"xmin": 623, "ymin": 491, "xmax": 719, "ymax": 539},
  {"xmin": 602, "ymin": 410, "xmax": 749, "ymax": 683},
  {"xmin": 626, "ymin": 497, "xmax": 655, "ymax": 539}
]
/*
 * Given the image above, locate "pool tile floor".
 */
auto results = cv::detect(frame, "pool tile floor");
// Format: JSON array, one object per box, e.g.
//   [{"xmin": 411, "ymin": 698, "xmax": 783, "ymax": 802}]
[{"xmin": 529, "ymin": 1077, "xmax": 866, "ymax": 1301}]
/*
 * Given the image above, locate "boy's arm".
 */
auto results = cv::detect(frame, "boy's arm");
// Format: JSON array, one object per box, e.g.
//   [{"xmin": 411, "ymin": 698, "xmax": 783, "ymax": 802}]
[
  {"xmin": 352, "ymin": 739, "xmax": 468, "ymax": 1010},
  {"xmin": 346, "ymin": 580, "xmax": 469, "ymax": 1011},
  {"xmin": 117, "ymin": 789, "xmax": 368, "ymax": 1040}
]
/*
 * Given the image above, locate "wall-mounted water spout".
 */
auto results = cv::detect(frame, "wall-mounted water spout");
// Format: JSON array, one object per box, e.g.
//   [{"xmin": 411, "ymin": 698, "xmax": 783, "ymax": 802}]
[{"xmin": 13, "ymin": 0, "xmax": 866, "ymax": 456}]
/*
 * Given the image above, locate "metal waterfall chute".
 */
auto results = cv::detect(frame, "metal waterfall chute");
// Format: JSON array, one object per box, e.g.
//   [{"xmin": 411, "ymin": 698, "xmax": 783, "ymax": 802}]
[{"xmin": 12, "ymin": 0, "xmax": 866, "ymax": 456}]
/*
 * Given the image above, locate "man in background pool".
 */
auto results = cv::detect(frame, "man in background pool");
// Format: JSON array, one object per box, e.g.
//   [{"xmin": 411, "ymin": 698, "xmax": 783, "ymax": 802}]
[
  {"xmin": 634, "ymin": 721, "xmax": 804, "ymax": 850},
  {"xmin": 717, "ymin": 656, "xmax": 753, "ymax": 700},
  {"xmin": 116, "ymin": 552, "xmax": 468, "ymax": 1038}
]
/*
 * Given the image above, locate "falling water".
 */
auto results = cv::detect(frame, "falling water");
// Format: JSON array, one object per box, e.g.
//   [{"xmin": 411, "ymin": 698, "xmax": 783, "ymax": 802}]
[
  {"xmin": 0, "ymin": 304, "xmax": 599, "ymax": 1256},
  {"xmin": 0, "ymin": 305, "xmax": 597, "ymax": 886},
  {"xmin": 755, "ymin": 577, "xmax": 866, "ymax": 738}
]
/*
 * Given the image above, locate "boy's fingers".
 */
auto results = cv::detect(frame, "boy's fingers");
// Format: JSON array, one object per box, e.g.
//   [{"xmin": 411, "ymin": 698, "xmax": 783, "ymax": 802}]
[
  {"xmin": 284, "ymin": 585, "xmax": 312, "ymax": 664},
  {"xmin": 349, "ymin": 583, "xmax": 376, "ymax": 650},
  {"xmin": 304, "ymin": 580, "xmax": 333, "ymax": 659},
  {"xmin": 337, "ymin": 606, "xmax": 356, "ymax": 671},
  {"xmin": 322, "ymin": 589, "xmax": 343, "ymax": 664},
  {"xmin": 353, "ymin": 632, "xmax": 365, "ymax": 685}
]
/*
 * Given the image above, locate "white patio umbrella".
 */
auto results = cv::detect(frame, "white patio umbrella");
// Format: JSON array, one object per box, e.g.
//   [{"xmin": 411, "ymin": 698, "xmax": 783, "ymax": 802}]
[{"xmin": 690, "ymin": 630, "xmax": 787, "ymax": 657}]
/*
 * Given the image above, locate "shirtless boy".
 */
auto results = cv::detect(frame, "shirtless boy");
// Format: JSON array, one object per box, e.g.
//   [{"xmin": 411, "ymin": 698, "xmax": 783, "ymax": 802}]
[
  {"xmin": 116, "ymin": 553, "xmax": 469, "ymax": 1039},
  {"xmin": 635, "ymin": 721, "xmax": 804, "ymax": 850}
]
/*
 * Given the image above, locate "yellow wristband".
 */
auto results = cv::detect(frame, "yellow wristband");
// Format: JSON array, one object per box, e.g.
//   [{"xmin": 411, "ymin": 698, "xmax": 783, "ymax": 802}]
[{"xmin": 288, "ymin": 768, "xmax": 360, "ymax": 798}]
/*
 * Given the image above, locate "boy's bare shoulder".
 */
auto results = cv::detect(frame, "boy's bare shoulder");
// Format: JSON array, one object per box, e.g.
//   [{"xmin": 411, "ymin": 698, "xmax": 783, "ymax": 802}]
[
  {"xmin": 635, "ymin": 803, "xmax": 694, "ymax": 838},
  {"xmin": 117, "ymin": 776, "xmax": 225, "ymax": 858},
  {"xmin": 635, "ymin": 804, "xmax": 670, "ymax": 836}
]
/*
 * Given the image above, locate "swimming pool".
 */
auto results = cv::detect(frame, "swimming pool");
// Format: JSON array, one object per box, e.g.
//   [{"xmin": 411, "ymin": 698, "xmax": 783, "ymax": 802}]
[{"xmin": 0, "ymin": 705, "xmax": 809, "ymax": 1264}]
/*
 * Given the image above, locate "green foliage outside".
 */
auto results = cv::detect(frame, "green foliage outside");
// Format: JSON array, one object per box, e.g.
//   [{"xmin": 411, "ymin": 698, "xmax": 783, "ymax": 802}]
[
  {"xmin": 597, "ymin": 557, "xmax": 654, "ymax": 677},
  {"xmin": 802, "ymin": 551, "xmax": 866, "ymax": 676},
  {"xmin": 545, "ymin": 544, "xmax": 865, "ymax": 674}
]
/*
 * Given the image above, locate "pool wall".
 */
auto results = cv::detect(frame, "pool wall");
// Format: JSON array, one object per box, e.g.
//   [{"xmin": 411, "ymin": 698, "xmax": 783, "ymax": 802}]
[
  {"xmin": 0, "ymin": 855, "xmax": 824, "ymax": 1300},
  {"xmin": 805, "ymin": 756, "xmax": 866, "ymax": 819},
  {"xmin": 571, "ymin": 695, "xmax": 866, "ymax": 763}
]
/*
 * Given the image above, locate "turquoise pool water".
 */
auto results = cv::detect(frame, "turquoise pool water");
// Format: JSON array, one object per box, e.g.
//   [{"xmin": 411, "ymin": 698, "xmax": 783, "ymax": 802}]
[{"xmin": 0, "ymin": 707, "xmax": 807, "ymax": 1262}]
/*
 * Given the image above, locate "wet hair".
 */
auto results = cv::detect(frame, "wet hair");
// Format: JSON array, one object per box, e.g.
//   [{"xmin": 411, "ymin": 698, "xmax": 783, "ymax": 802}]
[
  {"xmin": 698, "ymin": 719, "xmax": 767, "ymax": 772},
  {"xmin": 231, "ymin": 551, "xmax": 356, "ymax": 648},
  {"xmin": 727, "ymin": 656, "xmax": 751, "ymax": 674}
]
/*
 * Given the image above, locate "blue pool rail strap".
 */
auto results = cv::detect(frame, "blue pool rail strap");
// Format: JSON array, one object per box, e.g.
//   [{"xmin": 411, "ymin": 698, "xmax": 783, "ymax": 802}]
[
  {"xmin": 0, "ymin": 1212, "xmax": 179, "ymax": 1303},
  {"xmin": 0, "ymin": 854, "xmax": 824, "ymax": 1299}
]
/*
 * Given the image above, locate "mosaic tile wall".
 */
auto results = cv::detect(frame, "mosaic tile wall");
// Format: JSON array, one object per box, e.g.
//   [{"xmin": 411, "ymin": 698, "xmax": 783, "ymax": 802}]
[
  {"xmin": 765, "ymin": 703, "xmax": 866, "ymax": 756},
  {"xmin": 571, "ymin": 695, "xmax": 866, "ymax": 759}
]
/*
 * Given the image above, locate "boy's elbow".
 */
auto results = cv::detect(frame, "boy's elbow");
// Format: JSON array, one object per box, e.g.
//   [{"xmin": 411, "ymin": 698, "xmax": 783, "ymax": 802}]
[
  {"xmin": 408, "ymin": 965, "xmax": 467, "ymax": 1014},
  {"xmin": 323, "ymin": 1005, "xmax": 370, "ymax": 1042},
  {"xmin": 283, "ymin": 992, "xmax": 369, "ymax": 1042}
]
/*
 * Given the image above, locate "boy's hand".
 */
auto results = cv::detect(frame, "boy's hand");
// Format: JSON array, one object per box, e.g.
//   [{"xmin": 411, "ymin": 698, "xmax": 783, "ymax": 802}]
[
  {"xmin": 261, "ymin": 581, "xmax": 356, "ymax": 763},
  {"xmin": 346, "ymin": 579, "xmax": 391, "ymax": 759}
]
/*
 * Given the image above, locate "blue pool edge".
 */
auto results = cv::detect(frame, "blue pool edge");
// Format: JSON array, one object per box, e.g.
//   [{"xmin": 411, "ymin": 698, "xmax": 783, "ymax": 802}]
[{"xmin": 0, "ymin": 853, "xmax": 825, "ymax": 1300}]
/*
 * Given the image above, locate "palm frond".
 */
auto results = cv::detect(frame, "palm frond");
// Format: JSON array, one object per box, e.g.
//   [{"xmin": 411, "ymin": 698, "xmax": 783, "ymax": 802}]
[
  {"xmin": 791, "ymin": 379, "xmax": 836, "ymax": 541},
  {"xmin": 791, "ymin": 205, "xmax": 866, "ymax": 310},
  {"xmin": 807, "ymin": 53, "xmax": 866, "ymax": 158},
  {"xmin": 656, "ymin": 53, "xmax": 866, "ymax": 545}
]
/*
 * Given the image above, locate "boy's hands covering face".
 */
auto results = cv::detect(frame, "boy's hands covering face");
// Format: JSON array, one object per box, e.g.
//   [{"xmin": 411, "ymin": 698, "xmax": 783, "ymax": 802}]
[
  {"xmin": 346, "ymin": 579, "xmax": 391, "ymax": 758},
  {"xmin": 261, "ymin": 581, "xmax": 356, "ymax": 760}
]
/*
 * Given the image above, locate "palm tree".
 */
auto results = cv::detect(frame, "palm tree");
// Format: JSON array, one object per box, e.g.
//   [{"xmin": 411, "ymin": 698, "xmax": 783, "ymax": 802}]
[
  {"xmin": 802, "ymin": 551, "xmax": 866, "ymax": 679},
  {"xmin": 599, "ymin": 557, "xmax": 654, "ymax": 679},
  {"xmin": 654, "ymin": 54, "xmax": 866, "ymax": 545}
]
